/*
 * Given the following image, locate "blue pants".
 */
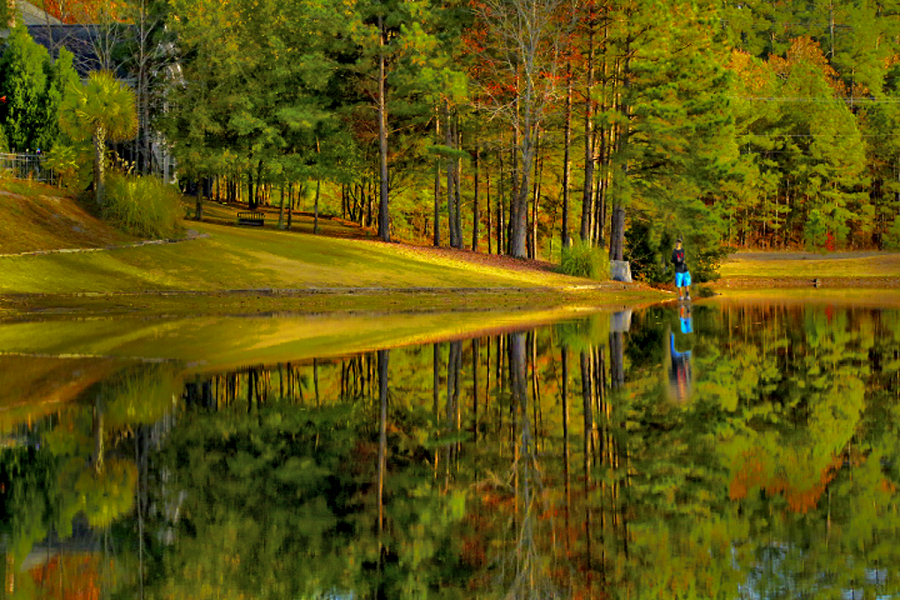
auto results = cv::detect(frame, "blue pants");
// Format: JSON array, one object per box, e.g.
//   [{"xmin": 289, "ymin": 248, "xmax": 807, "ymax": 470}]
[{"xmin": 675, "ymin": 271, "xmax": 691, "ymax": 288}]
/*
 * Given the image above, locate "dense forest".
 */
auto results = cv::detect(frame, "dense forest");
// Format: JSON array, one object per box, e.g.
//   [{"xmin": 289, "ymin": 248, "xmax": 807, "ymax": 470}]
[{"xmin": 5, "ymin": 0, "xmax": 900, "ymax": 278}]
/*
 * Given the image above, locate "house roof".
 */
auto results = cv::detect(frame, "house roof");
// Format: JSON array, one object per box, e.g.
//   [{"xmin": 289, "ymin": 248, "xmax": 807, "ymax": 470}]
[{"xmin": 26, "ymin": 24, "xmax": 133, "ymax": 81}]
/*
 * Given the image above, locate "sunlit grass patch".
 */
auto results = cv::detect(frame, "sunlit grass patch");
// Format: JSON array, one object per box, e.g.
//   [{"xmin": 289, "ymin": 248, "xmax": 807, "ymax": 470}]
[
  {"xmin": 720, "ymin": 252, "xmax": 900, "ymax": 279},
  {"xmin": 0, "ymin": 221, "xmax": 590, "ymax": 294}
]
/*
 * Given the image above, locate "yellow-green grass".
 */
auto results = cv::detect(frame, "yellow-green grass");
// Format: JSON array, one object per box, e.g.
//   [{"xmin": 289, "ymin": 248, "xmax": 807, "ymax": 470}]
[
  {"xmin": 0, "ymin": 182, "xmax": 665, "ymax": 317},
  {"xmin": 719, "ymin": 252, "xmax": 900, "ymax": 279},
  {"xmin": 0, "ymin": 221, "xmax": 590, "ymax": 294}
]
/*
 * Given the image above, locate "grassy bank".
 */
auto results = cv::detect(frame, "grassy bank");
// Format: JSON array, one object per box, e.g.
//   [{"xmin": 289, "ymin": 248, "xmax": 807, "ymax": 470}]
[
  {"xmin": 718, "ymin": 251, "xmax": 900, "ymax": 280},
  {"xmin": 0, "ymin": 183, "xmax": 663, "ymax": 318}
]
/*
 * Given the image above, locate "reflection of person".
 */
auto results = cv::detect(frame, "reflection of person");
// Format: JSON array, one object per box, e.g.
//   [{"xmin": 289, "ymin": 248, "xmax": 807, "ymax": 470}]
[
  {"xmin": 669, "ymin": 331, "xmax": 692, "ymax": 402},
  {"xmin": 672, "ymin": 238, "xmax": 691, "ymax": 301},
  {"xmin": 679, "ymin": 304, "xmax": 693, "ymax": 334}
]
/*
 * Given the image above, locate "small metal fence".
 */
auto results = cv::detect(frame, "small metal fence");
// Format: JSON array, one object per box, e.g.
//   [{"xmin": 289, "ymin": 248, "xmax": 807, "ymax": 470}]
[{"xmin": 0, "ymin": 152, "xmax": 57, "ymax": 185}]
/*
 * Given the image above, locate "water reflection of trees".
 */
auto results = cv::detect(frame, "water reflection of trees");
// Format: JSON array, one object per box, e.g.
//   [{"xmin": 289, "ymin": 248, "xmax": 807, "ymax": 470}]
[
  {"xmin": 0, "ymin": 362, "xmax": 180, "ymax": 596},
  {"xmin": 4, "ymin": 305, "xmax": 900, "ymax": 597},
  {"xmin": 126, "ymin": 308, "xmax": 900, "ymax": 597}
]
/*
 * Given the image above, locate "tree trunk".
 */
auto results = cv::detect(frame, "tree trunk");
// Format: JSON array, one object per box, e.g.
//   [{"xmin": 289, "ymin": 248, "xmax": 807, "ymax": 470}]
[
  {"xmin": 287, "ymin": 185, "xmax": 294, "ymax": 230},
  {"xmin": 377, "ymin": 16, "xmax": 390, "ymax": 242},
  {"xmin": 256, "ymin": 160, "xmax": 264, "ymax": 208},
  {"xmin": 609, "ymin": 34, "xmax": 631, "ymax": 262},
  {"xmin": 278, "ymin": 183, "xmax": 286, "ymax": 229},
  {"xmin": 445, "ymin": 100, "xmax": 459, "ymax": 248},
  {"xmin": 562, "ymin": 58, "xmax": 573, "ymax": 250},
  {"xmin": 433, "ymin": 109, "xmax": 441, "ymax": 247},
  {"xmin": 509, "ymin": 124, "xmax": 531, "ymax": 259},
  {"xmin": 473, "ymin": 139, "xmax": 480, "ymax": 252},
  {"xmin": 580, "ymin": 20, "xmax": 596, "ymax": 243},
  {"xmin": 609, "ymin": 203, "xmax": 625, "ymax": 261},
  {"xmin": 314, "ymin": 179, "xmax": 321, "ymax": 234},
  {"xmin": 486, "ymin": 163, "xmax": 493, "ymax": 254},
  {"xmin": 498, "ymin": 151, "xmax": 505, "ymax": 253},
  {"xmin": 454, "ymin": 114, "xmax": 463, "ymax": 246},
  {"xmin": 93, "ymin": 124, "xmax": 106, "ymax": 205},
  {"xmin": 530, "ymin": 133, "xmax": 544, "ymax": 260},
  {"xmin": 248, "ymin": 169, "xmax": 256, "ymax": 210}
]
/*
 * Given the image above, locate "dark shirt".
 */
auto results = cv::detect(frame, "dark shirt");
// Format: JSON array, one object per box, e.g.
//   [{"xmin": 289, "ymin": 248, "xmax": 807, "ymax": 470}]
[{"xmin": 672, "ymin": 248, "xmax": 687, "ymax": 273}]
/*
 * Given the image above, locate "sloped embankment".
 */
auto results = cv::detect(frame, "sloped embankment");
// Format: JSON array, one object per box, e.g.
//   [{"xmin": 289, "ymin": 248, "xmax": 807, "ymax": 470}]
[{"xmin": 0, "ymin": 182, "xmax": 135, "ymax": 255}]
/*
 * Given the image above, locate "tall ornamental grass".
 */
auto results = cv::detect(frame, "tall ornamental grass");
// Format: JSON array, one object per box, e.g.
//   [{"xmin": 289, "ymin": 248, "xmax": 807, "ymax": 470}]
[
  {"xmin": 558, "ymin": 240, "xmax": 609, "ymax": 280},
  {"xmin": 104, "ymin": 173, "xmax": 183, "ymax": 238}
]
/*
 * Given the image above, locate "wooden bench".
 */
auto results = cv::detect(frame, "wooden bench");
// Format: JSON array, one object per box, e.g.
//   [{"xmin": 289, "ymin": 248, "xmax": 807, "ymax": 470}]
[{"xmin": 237, "ymin": 211, "xmax": 265, "ymax": 226}]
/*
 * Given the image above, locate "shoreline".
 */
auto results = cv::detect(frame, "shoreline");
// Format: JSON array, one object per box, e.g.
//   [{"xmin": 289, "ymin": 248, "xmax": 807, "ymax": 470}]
[
  {"xmin": 0, "ymin": 283, "xmax": 667, "ymax": 321},
  {"xmin": 713, "ymin": 276, "xmax": 900, "ymax": 288}
]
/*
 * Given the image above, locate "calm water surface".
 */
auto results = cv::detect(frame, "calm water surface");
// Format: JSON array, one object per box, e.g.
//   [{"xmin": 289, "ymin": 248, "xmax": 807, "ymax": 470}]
[{"xmin": 2, "ymin": 301, "xmax": 899, "ymax": 599}]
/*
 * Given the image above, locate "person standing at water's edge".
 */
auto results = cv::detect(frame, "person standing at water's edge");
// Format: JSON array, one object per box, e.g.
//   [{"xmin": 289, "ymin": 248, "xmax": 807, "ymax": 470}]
[{"xmin": 672, "ymin": 238, "xmax": 691, "ymax": 301}]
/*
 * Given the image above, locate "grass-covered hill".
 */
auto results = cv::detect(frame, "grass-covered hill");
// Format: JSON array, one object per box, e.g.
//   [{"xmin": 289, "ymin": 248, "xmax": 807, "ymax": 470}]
[
  {"xmin": 0, "ymin": 180, "xmax": 136, "ymax": 254},
  {"xmin": 0, "ymin": 181, "xmax": 660, "ymax": 318}
]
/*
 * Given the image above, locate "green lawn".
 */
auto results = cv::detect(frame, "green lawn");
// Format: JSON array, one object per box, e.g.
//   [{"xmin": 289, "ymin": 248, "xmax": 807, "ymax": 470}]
[
  {"xmin": 0, "ymin": 221, "xmax": 586, "ymax": 294},
  {"xmin": 0, "ymin": 182, "xmax": 664, "ymax": 318}
]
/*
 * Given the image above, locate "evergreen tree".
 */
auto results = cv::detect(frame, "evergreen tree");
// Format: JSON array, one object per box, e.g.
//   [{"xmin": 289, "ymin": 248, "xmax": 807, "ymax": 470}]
[
  {"xmin": 607, "ymin": 0, "xmax": 734, "ymax": 274},
  {"xmin": 37, "ymin": 47, "xmax": 79, "ymax": 152},
  {"xmin": 0, "ymin": 23, "xmax": 51, "ymax": 152}
]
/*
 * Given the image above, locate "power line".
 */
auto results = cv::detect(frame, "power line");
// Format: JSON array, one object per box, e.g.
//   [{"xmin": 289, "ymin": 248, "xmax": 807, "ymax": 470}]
[
  {"xmin": 738, "ymin": 134, "xmax": 896, "ymax": 138},
  {"xmin": 729, "ymin": 96, "xmax": 900, "ymax": 104}
]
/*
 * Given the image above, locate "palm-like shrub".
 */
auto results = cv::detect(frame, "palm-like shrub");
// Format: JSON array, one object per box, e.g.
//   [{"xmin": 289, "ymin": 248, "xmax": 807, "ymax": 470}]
[{"xmin": 58, "ymin": 71, "xmax": 137, "ymax": 205}]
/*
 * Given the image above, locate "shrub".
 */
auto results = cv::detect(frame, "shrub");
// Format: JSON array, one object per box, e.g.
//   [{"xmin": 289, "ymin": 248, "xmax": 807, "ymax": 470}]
[
  {"xmin": 558, "ymin": 240, "xmax": 609, "ymax": 280},
  {"xmin": 884, "ymin": 216, "xmax": 900, "ymax": 251},
  {"xmin": 44, "ymin": 141, "xmax": 92, "ymax": 190},
  {"xmin": 103, "ymin": 173, "xmax": 183, "ymax": 238}
]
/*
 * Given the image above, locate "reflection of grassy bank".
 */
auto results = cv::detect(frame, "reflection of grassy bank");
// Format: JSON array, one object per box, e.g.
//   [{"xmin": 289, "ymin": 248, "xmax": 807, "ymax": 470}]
[
  {"xmin": 707, "ymin": 288, "xmax": 900, "ymax": 307},
  {"xmin": 0, "ymin": 308, "xmax": 629, "ymax": 373},
  {"xmin": 0, "ymin": 356, "xmax": 124, "ymax": 432}
]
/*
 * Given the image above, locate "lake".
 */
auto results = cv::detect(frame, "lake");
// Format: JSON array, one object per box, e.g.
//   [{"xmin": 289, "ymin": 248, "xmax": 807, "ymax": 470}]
[{"xmin": 1, "ymin": 299, "xmax": 898, "ymax": 599}]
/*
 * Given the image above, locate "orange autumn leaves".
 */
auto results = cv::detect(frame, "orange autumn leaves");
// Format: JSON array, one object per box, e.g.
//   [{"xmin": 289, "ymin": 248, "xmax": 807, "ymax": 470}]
[
  {"xmin": 36, "ymin": 0, "xmax": 123, "ymax": 24},
  {"xmin": 729, "ymin": 36, "xmax": 862, "ymax": 99},
  {"xmin": 729, "ymin": 449, "xmax": 843, "ymax": 514}
]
